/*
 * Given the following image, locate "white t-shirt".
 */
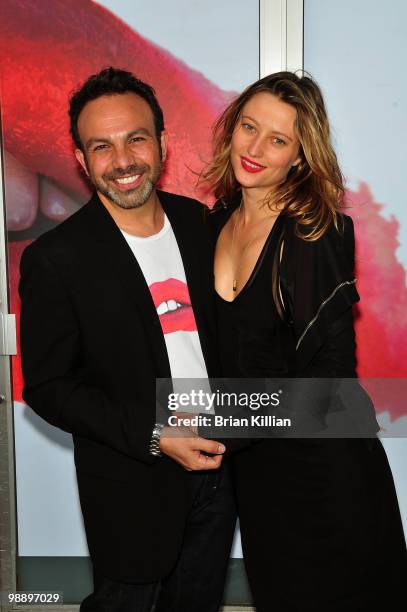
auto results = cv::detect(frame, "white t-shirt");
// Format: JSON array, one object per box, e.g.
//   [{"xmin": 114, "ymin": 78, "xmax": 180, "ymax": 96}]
[{"xmin": 120, "ymin": 214, "xmax": 208, "ymax": 380}]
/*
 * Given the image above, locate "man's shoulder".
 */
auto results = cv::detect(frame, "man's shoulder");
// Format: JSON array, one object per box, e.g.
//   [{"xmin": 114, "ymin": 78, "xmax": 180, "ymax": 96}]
[
  {"xmin": 158, "ymin": 190, "xmax": 207, "ymax": 219},
  {"xmin": 23, "ymin": 198, "xmax": 95, "ymax": 259}
]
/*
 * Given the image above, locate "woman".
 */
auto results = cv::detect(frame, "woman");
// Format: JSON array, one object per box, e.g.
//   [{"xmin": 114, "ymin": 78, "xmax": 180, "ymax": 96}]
[{"xmin": 203, "ymin": 72, "xmax": 407, "ymax": 611}]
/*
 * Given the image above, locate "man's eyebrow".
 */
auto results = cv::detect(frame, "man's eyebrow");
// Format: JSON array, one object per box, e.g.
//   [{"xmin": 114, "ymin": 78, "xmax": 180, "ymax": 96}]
[
  {"xmin": 85, "ymin": 128, "xmax": 153, "ymax": 150},
  {"xmin": 241, "ymin": 114, "xmax": 293, "ymax": 142},
  {"xmin": 127, "ymin": 128, "xmax": 153, "ymax": 138}
]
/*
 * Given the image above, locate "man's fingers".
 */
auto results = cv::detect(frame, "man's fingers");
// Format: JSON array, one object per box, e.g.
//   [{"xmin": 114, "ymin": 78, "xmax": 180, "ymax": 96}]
[
  {"xmin": 193, "ymin": 436, "xmax": 226, "ymax": 455},
  {"xmin": 159, "ymin": 434, "xmax": 225, "ymax": 471},
  {"xmin": 195, "ymin": 452, "xmax": 223, "ymax": 469}
]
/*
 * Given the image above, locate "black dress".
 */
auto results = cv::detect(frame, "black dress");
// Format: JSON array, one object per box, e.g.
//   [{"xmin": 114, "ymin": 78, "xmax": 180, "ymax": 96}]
[{"xmin": 212, "ymin": 201, "xmax": 407, "ymax": 611}]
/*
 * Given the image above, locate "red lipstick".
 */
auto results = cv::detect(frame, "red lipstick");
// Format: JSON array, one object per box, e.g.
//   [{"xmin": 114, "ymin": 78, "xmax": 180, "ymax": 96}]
[{"xmin": 240, "ymin": 156, "xmax": 266, "ymax": 173}]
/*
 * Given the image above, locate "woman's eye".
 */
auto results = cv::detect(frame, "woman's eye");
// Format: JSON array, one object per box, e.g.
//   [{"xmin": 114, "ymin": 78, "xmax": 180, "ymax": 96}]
[
  {"xmin": 273, "ymin": 137, "xmax": 285, "ymax": 145},
  {"xmin": 242, "ymin": 123, "xmax": 254, "ymax": 132}
]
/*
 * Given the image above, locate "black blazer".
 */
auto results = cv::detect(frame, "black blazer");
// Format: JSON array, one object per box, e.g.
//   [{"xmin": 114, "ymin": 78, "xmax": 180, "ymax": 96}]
[{"xmin": 19, "ymin": 190, "xmax": 218, "ymax": 582}]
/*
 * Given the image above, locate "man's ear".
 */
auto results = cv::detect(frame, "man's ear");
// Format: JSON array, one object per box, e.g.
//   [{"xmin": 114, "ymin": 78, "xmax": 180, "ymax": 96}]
[
  {"xmin": 75, "ymin": 148, "xmax": 89, "ymax": 176},
  {"xmin": 160, "ymin": 130, "xmax": 168, "ymax": 162}
]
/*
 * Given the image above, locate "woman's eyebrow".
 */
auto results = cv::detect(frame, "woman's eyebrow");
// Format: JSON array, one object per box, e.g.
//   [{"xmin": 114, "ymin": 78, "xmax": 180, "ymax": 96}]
[
  {"xmin": 241, "ymin": 115, "xmax": 293, "ymax": 141},
  {"xmin": 241, "ymin": 114, "xmax": 258, "ymax": 124}
]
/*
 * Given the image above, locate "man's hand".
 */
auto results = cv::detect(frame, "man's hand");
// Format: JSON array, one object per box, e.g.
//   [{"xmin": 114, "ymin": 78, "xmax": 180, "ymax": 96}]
[
  {"xmin": 169, "ymin": 411, "xmax": 200, "ymax": 434},
  {"xmin": 159, "ymin": 425, "xmax": 225, "ymax": 471}
]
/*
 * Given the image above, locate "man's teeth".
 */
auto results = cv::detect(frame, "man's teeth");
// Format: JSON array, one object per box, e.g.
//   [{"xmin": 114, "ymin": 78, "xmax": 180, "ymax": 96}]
[
  {"xmin": 157, "ymin": 300, "xmax": 182, "ymax": 315},
  {"xmin": 115, "ymin": 175, "xmax": 140, "ymax": 184}
]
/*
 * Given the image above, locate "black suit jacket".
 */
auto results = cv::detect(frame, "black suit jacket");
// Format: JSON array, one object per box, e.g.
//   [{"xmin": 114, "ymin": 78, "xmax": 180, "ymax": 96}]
[{"xmin": 19, "ymin": 190, "xmax": 219, "ymax": 582}]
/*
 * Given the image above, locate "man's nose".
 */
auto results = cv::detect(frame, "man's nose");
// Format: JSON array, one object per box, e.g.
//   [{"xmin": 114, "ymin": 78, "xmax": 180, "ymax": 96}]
[
  {"xmin": 247, "ymin": 135, "xmax": 264, "ymax": 158},
  {"xmin": 111, "ymin": 145, "xmax": 134, "ymax": 170}
]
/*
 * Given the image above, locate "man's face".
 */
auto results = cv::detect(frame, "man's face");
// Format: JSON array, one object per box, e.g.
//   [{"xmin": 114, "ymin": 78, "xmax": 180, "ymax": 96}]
[{"xmin": 75, "ymin": 92, "xmax": 167, "ymax": 209}]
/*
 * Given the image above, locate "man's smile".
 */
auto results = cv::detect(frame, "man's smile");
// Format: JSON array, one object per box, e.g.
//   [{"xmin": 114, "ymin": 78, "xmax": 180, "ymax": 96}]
[{"xmin": 112, "ymin": 174, "xmax": 143, "ymax": 190}]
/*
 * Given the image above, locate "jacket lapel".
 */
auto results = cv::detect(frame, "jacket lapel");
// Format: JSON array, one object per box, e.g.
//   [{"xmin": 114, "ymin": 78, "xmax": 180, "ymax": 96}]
[
  {"xmin": 82, "ymin": 194, "xmax": 171, "ymax": 377},
  {"xmin": 80, "ymin": 191, "xmax": 216, "ymax": 378},
  {"xmin": 159, "ymin": 191, "xmax": 217, "ymax": 376}
]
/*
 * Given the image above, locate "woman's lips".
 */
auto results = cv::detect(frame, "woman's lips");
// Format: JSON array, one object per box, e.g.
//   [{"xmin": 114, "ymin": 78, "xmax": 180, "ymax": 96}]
[
  {"xmin": 148, "ymin": 278, "xmax": 197, "ymax": 334},
  {"xmin": 240, "ymin": 156, "xmax": 266, "ymax": 173}
]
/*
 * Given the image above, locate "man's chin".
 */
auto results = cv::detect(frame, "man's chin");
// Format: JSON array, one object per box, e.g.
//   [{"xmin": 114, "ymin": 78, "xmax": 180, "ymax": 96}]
[
  {"xmin": 100, "ymin": 185, "xmax": 153, "ymax": 210},
  {"xmin": 110, "ymin": 194, "xmax": 147, "ymax": 210}
]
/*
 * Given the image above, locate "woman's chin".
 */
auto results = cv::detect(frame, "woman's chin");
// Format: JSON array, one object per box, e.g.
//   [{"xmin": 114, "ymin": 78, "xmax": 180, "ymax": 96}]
[
  {"xmin": 233, "ymin": 168, "xmax": 273, "ymax": 193},
  {"xmin": 234, "ymin": 172, "xmax": 264, "ymax": 189},
  {"xmin": 238, "ymin": 181, "xmax": 273, "ymax": 197}
]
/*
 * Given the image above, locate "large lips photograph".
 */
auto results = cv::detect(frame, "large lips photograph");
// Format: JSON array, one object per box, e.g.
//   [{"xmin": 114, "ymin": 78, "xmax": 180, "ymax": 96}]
[{"xmin": 1, "ymin": 0, "xmax": 406, "ymax": 422}]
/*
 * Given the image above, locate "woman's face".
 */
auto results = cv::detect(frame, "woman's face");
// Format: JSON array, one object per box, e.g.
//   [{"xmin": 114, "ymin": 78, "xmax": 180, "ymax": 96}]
[{"xmin": 230, "ymin": 91, "xmax": 302, "ymax": 198}]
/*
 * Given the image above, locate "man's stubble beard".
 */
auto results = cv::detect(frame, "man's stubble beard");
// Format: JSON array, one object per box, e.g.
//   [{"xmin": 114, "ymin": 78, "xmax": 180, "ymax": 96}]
[{"xmin": 89, "ymin": 160, "xmax": 163, "ymax": 210}]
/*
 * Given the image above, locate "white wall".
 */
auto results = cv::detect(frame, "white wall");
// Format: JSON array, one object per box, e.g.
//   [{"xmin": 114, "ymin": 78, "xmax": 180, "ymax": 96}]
[
  {"xmin": 304, "ymin": 0, "xmax": 407, "ymax": 537},
  {"xmin": 96, "ymin": 0, "xmax": 259, "ymax": 92}
]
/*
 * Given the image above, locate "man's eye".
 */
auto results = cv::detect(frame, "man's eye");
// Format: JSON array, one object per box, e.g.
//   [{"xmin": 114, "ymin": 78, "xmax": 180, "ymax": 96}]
[
  {"xmin": 130, "ymin": 137, "xmax": 146, "ymax": 143},
  {"xmin": 94, "ymin": 144, "xmax": 108, "ymax": 151}
]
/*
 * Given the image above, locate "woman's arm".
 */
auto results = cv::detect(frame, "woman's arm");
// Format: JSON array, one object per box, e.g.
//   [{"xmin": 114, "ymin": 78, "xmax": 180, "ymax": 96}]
[
  {"xmin": 278, "ymin": 214, "xmax": 378, "ymax": 436},
  {"xmin": 280, "ymin": 214, "xmax": 359, "ymax": 376}
]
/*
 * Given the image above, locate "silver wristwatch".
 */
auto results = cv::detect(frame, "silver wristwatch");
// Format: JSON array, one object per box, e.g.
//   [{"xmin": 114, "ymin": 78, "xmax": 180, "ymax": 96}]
[{"xmin": 149, "ymin": 423, "xmax": 165, "ymax": 457}]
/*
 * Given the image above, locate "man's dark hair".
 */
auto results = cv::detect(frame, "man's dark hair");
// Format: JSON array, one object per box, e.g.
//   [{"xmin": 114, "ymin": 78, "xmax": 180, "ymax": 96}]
[{"xmin": 69, "ymin": 67, "xmax": 165, "ymax": 150}]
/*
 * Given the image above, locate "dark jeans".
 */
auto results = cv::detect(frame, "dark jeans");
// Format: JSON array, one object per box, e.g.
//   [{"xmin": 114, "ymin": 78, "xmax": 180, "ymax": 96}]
[{"xmin": 81, "ymin": 464, "xmax": 236, "ymax": 612}]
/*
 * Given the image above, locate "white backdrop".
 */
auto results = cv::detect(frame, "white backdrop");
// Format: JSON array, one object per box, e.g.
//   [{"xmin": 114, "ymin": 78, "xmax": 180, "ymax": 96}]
[{"xmin": 304, "ymin": 0, "xmax": 407, "ymax": 535}]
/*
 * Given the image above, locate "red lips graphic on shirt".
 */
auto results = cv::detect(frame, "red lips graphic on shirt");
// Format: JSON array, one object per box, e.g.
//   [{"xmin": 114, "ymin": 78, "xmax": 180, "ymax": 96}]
[{"xmin": 149, "ymin": 278, "xmax": 197, "ymax": 335}]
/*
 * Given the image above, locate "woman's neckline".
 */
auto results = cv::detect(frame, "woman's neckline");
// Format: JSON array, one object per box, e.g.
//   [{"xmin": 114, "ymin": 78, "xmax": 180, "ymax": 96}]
[{"xmin": 215, "ymin": 207, "xmax": 283, "ymax": 304}]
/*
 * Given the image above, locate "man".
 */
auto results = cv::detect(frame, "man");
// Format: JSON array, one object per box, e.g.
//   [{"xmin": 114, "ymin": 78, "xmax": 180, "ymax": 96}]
[{"xmin": 19, "ymin": 67, "xmax": 236, "ymax": 612}]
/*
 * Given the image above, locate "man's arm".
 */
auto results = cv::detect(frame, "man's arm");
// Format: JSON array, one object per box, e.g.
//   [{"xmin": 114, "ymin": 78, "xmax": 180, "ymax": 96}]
[{"xmin": 19, "ymin": 244, "xmax": 225, "ymax": 468}]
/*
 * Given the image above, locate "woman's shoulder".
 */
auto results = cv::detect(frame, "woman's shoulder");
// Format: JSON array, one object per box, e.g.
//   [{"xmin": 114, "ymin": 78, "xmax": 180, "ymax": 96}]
[
  {"xmin": 283, "ymin": 211, "xmax": 354, "ymax": 241},
  {"xmin": 280, "ymin": 211, "xmax": 357, "ymax": 291},
  {"xmin": 282, "ymin": 211, "xmax": 355, "ymax": 264}
]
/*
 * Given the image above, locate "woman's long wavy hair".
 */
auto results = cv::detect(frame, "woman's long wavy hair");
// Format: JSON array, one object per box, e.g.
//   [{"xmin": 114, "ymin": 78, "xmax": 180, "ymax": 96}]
[{"xmin": 202, "ymin": 71, "xmax": 345, "ymax": 239}]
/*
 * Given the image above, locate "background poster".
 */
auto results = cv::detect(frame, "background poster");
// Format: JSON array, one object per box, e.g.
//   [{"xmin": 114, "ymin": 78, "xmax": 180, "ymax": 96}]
[{"xmin": 2, "ymin": 0, "xmax": 258, "ymax": 561}]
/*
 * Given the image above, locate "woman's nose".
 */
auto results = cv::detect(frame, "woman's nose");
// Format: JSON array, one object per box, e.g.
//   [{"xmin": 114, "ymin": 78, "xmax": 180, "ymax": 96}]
[{"xmin": 247, "ymin": 135, "xmax": 263, "ymax": 158}]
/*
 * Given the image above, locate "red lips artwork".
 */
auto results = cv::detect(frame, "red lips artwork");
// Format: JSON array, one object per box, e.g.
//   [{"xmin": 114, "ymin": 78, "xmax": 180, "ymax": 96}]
[
  {"xmin": 2, "ymin": 0, "xmax": 406, "ymax": 419},
  {"xmin": 149, "ymin": 279, "xmax": 197, "ymax": 335}
]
